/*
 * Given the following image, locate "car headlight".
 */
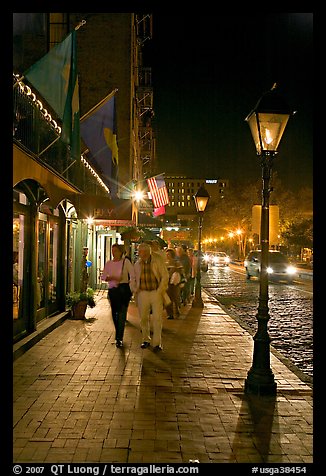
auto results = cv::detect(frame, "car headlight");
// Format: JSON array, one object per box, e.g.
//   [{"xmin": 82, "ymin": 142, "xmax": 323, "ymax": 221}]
[
  {"xmin": 225, "ymin": 257, "xmax": 230, "ymax": 263},
  {"xmin": 267, "ymin": 266, "xmax": 274, "ymax": 274},
  {"xmin": 286, "ymin": 265, "xmax": 296, "ymax": 275},
  {"xmin": 203, "ymin": 254, "xmax": 209, "ymax": 262}
]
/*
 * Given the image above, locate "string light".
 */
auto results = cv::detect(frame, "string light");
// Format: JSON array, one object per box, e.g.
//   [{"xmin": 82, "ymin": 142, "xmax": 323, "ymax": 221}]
[
  {"xmin": 13, "ymin": 73, "xmax": 61, "ymax": 134},
  {"xmin": 14, "ymin": 73, "xmax": 109, "ymax": 195},
  {"xmin": 80, "ymin": 155, "xmax": 111, "ymax": 194}
]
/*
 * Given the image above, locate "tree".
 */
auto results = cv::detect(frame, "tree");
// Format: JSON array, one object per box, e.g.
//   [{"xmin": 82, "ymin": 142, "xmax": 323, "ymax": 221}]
[
  {"xmin": 201, "ymin": 174, "xmax": 313, "ymax": 258},
  {"xmin": 281, "ymin": 218, "xmax": 313, "ymax": 256}
]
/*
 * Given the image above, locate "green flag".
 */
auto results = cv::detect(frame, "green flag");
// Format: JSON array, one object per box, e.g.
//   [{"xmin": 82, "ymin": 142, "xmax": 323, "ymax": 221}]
[{"xmin": 24, "ymin": 31, "xmax": 80, "ymax": 161}]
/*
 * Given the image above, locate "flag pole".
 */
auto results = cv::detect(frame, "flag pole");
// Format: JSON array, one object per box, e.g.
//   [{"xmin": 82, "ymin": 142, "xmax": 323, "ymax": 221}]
[
  {"xmin": 38, "ymin": 136, "xmax": 61, "ymax": 156},
  {"xmin": 13, "ymin": 76, "xmax": 25, "ymax": 89},
  {"xmin": 75, "ymin": 20, "xmax": 86, "ymax": 30},
  {"xmin": 80, "ymin": 89, "xmax": 118, "ymax": 122},
  {"xmin": 147, "ymin": 172, "xmax": 166, "ymax": 179}
]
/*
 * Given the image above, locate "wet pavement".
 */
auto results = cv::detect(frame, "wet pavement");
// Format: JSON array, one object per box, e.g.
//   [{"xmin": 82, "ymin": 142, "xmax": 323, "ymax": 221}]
[
  {"xmin": 202, "ymin": 265, "xmax": 313, "ymax": 380},
  {"xmin": 13, "ymin": 290, "xmax": 313, "ymax": 465}
]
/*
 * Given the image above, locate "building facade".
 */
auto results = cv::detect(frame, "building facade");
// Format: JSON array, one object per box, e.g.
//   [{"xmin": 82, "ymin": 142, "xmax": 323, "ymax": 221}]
[
  {"xmin": 165, "ymin": 176, "xmax": 228, "ymax": 219},
  {"xmin": 160, "ymin": 176, "xmax": 228, "ymax": 246},
  {"xmin": 13, "ymin": 13, "xmax": 154, "ymax": 342}
]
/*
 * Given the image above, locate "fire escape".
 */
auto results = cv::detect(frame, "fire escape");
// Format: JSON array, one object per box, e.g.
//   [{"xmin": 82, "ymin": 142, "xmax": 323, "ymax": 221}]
[{"xmin": 135, "ymin": 14, "xmax": 156, "ymax": 179}]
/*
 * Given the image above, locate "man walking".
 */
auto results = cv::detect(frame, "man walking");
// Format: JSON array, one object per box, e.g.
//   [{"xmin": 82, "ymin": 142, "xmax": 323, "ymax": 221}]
[
  {"xmin": 175, "ymin": 245, "xmax": 192, "ymax": 305},
  {"xmin": 134, "ymin": 242, "xmax": 169, "ymax": 351}
]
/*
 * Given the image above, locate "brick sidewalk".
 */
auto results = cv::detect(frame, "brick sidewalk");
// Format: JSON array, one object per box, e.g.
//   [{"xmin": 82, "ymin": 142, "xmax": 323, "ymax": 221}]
[{"xmin": 13, "ymin": 291, "xmax": 313, "ymax": 464}]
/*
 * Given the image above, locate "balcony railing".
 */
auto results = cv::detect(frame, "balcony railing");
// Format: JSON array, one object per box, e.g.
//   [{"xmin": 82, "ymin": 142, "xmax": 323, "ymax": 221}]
[{"xmin": 13, "ymin": 76, "xmax": 108, "ymax": 196}]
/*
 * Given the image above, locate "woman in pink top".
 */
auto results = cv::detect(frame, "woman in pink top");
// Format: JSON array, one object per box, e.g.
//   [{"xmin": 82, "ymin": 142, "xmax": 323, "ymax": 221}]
[{"xmin": 101, "ymin": 244, "xmax": 136, "ymax": 347}]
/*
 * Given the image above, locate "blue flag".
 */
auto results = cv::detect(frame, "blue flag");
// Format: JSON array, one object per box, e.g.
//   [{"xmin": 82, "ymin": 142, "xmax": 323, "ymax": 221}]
[
  {"xmin": 24, "ymin": 31, "xmax": 80, "ymax": 161},
  {"xmin": 80, "ymin": 93, "xmax": 119, "ymax": 197}
]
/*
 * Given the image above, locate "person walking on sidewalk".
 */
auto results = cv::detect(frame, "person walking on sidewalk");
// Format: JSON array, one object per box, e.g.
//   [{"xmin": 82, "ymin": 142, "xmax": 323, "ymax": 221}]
[
  {"xmin": 165, "ymin": 248, "xmax": 182, "ymax": 319},
  {"xmin": 187, "ymin": 248, "xmax": 197, "ymax": 297},
  {"xmin": 134, "ymin": 242, "xmax": 169, "ymax": 351},
  {"xmin": 101, "ymin": 244, "xmax": 136, "ymax": 348},
  {"xmin": 149, "ymin": 239, "xmax": 167, "ymax": 262},
  {"xmin": 175, "ymin": 245, "xmax": 192, "ymax": 305}
]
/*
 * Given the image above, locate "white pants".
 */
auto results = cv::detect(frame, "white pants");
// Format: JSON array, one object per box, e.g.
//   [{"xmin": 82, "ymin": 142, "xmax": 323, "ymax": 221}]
[{"xmin": 137, "ymin": 290, "xmax": 164, "ymax": 347}]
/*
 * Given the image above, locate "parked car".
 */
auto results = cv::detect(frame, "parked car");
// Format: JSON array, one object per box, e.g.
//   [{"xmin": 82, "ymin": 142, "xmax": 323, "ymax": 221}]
[
  {"xmin": 244, "ymin": 250, "xmax": 296, "ymax": 284},
  {"xmin": 210, "ymin": 251, "xmax": 230, "ymax": 267}
]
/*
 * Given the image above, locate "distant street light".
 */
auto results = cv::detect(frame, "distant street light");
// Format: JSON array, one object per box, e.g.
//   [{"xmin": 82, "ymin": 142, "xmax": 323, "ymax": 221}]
[
  {"xmin": 192, "ymin": 186, "xmax": 210, "ymax": 308},
  {"xmin": 244, "ymin": 84, "xmax": 294, "ymax": 395},
  {"xmin": 132, "ymin": 187, "xmax": 146, "ymax": 226},
  {"xmin": 134, "ymin": 190, "xmax": 145, "ymax": 202}
]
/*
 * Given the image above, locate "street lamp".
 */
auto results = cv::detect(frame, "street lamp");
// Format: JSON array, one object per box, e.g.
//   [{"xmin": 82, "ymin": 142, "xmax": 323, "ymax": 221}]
[
  {"xmin": 244, "ymin": 84, "xmax": 294, "ymax": 395},
  {"xmin": 192, "ymin": 185, "xmax": 210, "ymax": 308},
  {"xmin": 132, "ymin": 187, "xmax": 146, "ymax": 226}
]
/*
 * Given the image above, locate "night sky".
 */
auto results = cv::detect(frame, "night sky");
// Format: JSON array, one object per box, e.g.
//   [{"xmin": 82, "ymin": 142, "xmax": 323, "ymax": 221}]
[{"xmin": 144, "ymin": 13, "xmax": 313, "ymax": 192}]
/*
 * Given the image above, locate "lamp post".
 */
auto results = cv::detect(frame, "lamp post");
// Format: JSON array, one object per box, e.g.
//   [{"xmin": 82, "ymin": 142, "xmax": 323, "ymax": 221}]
[
  {"xmin": 192, "ymin": 185, "xmax": 210, "ymax": 308},
  {"xmin": 133, "ymin": 188, "xmax": 146, "ymax": 226},
  {"xmin": 244, "ymin": 84, "xmax": 294, "ymax": 395},
  {"xmin": 236, "ymin": 228, "xmax": 243, "ymax": 260}
]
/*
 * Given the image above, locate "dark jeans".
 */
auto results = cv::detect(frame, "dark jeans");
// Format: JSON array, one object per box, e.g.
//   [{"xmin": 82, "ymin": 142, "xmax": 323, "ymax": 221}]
[
  {"xmin": 188, "ymin": 276, "xmax": 195, "ymax": 295},
  {"xmin": 166, "ymin": 283, "xmax": 180, "ymax": 318},
  {"xmin": 180, "ymin": 278, "xmax": 191, "ymax": 303},
  {"xmin": 108, "ymin": 284, "xmax": 132, "ymax": 341}
]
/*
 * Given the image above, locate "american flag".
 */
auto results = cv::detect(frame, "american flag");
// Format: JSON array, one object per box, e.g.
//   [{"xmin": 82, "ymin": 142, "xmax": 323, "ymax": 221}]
[
  {"xmin": 153, "ymin": 206, "xmax": 166, "ymax": 217},
  {"xmin": 147, "ymin": 174, "xmax": 170, "ymax": 209}
]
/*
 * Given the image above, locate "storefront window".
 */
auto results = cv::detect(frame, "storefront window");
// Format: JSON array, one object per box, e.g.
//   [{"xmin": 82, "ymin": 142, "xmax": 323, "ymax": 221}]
[
  {"xmin": 37, "ymin": 217, "xmax": 47, "ymax": 309},
  {"xmin": 48, "ymin": 221, "xmax": 59, "ymax": 303},
  {"xmin": 13, "ymin": 214, "xmax": 24, "ymax": 320}
]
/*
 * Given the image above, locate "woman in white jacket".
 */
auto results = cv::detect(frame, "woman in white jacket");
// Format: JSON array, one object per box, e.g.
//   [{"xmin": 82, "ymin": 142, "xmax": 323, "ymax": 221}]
[{"xmin": 133, "ymin": 242, "xmax": 169, "ymax": 351}]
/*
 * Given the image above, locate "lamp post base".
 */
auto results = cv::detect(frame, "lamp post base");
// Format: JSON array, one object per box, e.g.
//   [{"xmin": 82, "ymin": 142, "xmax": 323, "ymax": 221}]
[
  {"xmin": 192, "ymin": 297, "xmax": 204, "ymax": 308},
  {"xmin": 192, "ymin": 280, "xmax": 204, "ymax": 308},
  {"xmin": 244, "ymin": 370, "xmax": 277, "ymax": 396}
]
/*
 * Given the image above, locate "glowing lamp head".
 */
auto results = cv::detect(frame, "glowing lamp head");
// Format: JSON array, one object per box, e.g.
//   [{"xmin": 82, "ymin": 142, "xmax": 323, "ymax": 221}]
[
  {"xmin": 245, "ymin": 84, "xmax": 294, "ymax": 156},
  {"xmin": 194, "ymin": 186, "xmax": 210, "ymax": 213}
]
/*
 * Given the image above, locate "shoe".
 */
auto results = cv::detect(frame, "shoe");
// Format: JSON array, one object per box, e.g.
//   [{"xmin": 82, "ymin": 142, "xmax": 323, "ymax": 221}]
[
  {"xmin": 141, "ymin": 341, "xmax": 150, "ymax": 349},
  {"xmin": 153, "ymin": 345, "xmax": 163, "ymax": 352},
  {"xmin": 167, "ymin": 315, "xmax": 174, "ymax": 319},
  {"xmin": 116, "ymin": 340, "xmax": 123, "ymax": 348}
]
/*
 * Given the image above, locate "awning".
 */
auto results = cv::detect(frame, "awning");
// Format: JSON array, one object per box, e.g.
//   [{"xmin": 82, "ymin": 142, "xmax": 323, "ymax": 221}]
[
  {"xmin": 75, "ymin": 194, "xmax": 134, "ymax": 223},
  {"xmin": 14, "ymin": 144, "xmax": 134, "ymax": 223},
  {"xmin": 138, "ymin": 212, "xmax": 164, "ymax": 228},
  {"xmin": 13, "ymin": 143, "xmax": 81, "ymax": 207},
  {"xmin": 121, "ymin": 227, "xmax": 167, "ymax": 247}
]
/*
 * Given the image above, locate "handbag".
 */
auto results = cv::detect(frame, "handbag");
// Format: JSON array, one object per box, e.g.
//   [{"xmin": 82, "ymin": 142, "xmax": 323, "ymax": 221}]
[
  {"xmin": 118, "ymin": 283, "xmax": 132, "ymax": 302},
  {"xmin": 179, "ymin": 273, "xmax": 187, "ymax": 288},
  {"xmin": 118, "ymin": 259, "xmax": 132, "ymax": 302}
]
